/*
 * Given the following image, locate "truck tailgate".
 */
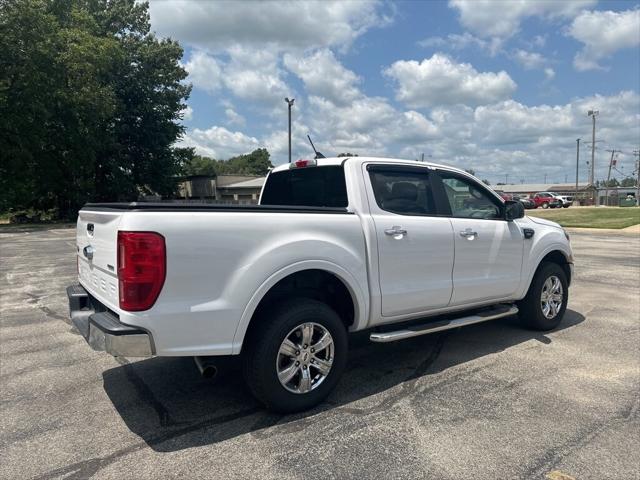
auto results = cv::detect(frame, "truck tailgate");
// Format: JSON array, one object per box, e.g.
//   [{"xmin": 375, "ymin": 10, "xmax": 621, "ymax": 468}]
[{"xmin": 76, "ymin": 209, "xmax": 121, "ymax": 311}]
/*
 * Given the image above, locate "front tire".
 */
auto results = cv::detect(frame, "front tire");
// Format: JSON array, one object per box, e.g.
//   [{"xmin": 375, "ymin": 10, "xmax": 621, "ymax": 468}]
[
  {"xmin": 518, "ymin": 262, "xmax": 568, "ymax": 331},
  {"xmin": 542, "ymin": 202, "xmax": 549, "ymax": 209},
  {"xmin": 243, "ymin": 299, "xmax": 348, "ymax": 413}
]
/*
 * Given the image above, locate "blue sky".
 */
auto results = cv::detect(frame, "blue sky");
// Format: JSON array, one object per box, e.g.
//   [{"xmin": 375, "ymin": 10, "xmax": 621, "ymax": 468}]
[{"xmin": 149, "ymin": 0, "xmax": 640, "ymax": 185}]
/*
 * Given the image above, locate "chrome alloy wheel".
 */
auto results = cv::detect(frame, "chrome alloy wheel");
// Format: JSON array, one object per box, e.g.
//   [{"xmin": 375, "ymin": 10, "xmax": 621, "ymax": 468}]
[
  {"xmin": 541, "ymin": 275, "xmax": 563, "ymax": 319},
  {"xmin": 276, "ymin": 322, "xmax": 334, "ymax": 394}
]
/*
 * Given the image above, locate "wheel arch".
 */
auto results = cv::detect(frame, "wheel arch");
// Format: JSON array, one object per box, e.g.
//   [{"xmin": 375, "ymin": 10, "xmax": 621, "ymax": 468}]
[
  {"xmin": 232, "ymin": 261, "xmax": 367, "ymax": 354},
  {"xmin": 525, "ymin": 248, "xmax": 573, "ymax": 296}
]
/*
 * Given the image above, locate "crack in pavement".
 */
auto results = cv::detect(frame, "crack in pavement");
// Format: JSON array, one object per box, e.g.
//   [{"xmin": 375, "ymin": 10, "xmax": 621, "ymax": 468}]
[
  {"xmin": 31, "ymin": 406, "xmax": 263, "ymax": 480},
  {"xmin": 524, "ymin": 396, "xmax": 640, "ymax": 478}
]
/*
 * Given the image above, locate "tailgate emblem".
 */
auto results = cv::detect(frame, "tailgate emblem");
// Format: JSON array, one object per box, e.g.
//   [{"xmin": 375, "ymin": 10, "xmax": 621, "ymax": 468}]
[
  {"xmin": 87, "ymin": 223, "xmax": 94, "ymax": 236},
  {"xmin": 83, "ymin": 245, "xmax": 95, "ymax": 261}
]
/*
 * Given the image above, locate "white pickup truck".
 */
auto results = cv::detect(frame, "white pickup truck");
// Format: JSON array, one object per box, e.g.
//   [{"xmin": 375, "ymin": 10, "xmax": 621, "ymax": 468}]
[{"xmin": 67, "ymin": 157, "xmax": 573, "ymax": 412}]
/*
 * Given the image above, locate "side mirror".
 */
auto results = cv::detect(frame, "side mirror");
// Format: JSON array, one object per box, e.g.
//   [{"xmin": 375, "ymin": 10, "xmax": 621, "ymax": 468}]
[{"xmin": 504, "ymin": 200, "xmax": 525, "ymax": 221}]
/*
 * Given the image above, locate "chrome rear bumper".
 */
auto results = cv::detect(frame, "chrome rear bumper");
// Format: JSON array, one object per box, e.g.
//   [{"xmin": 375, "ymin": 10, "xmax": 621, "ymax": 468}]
[{"xmin": 66, "ymin": 285, "xmax": 153, "ymax": 357}]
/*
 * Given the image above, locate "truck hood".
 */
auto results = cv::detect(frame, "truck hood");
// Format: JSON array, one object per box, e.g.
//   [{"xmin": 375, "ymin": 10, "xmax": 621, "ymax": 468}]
[{"xmin": 527, "ymin": 216, "xmax": 562, "ymax": 230}]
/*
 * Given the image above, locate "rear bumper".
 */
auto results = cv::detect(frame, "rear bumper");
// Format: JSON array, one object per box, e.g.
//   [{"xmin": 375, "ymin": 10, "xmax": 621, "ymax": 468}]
[{"xmin": 67, "ymin": 284, "xmax": 154, "ymax": 357}]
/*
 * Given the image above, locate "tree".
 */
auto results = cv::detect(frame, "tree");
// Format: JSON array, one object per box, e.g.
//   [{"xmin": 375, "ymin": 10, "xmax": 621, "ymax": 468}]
[
  {"xmin": 464, "ymin": 168, "xmax": 476, "ymax": 176},
  {"xmin": 226, "ymin": 148, "xmax": 273, "ymax": 175},
  {"xmin": 482, "ymin": 179, "xmax": 491, "ymax": 185},
  {"xmin": 620, "ymin": 177, "xmax": 637, "ymax": 187},
  {"xmin": 0, "ymin": 0, "xmax": 191, "ymax": 217},
  {"xmin": 337, "ymin": 153, "xmax": 358, "ymax": 157},
  {"xmin": 602, "ymin": 178, "xmax": 620, "ymax": 188},
  {"xmin": 183, "ymin": 155, "xmax": 218, "ymax": 176},
  {"xmin": 184, "ymin": 149, "xmax": 273, "ymax": 177}
]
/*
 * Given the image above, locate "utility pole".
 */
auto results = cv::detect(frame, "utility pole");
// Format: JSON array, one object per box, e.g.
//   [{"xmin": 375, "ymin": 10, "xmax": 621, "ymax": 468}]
[
  {"xmin": 544, "ymin": 173, "xmax": 547, "ymax": 184},
  {"xmin": 604, "ymin": 149, "xmax": 616, "ymax": 206},
  {"xmin": 505, "ymin": 174, "xmax": 508, "ymax": 184},
  {"xmin": 575, "ymin": 138, "xmax": 580, "ymax": 202},
  {"xmin": 588, "ymin": 110, "xmax": 598, "ymax": 205},
  {"xmin": 633, "ymin": 149, "xmax": 640, "ymax": 206},
  {"xmin": 284, "ymin": 97, "xmax": 295, "ymax": 163}
]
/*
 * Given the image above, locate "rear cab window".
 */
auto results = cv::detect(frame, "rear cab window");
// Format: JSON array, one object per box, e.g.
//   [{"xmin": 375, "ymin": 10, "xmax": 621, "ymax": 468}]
[{"xmin": 260, "ymin": 165, "xmax": 348, "ymax": 208}]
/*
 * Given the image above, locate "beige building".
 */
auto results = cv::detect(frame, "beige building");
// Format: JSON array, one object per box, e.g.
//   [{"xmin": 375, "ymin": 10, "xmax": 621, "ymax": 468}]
[{"xmin": 177, "ymin": 175, "xmax": 265, "ymax": 203}]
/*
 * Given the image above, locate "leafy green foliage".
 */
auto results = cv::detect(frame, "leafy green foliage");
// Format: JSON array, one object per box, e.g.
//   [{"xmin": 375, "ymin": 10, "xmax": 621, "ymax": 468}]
[
  {"xmin": 184, "ymin": 148, "xmax": 273, "ymax": 177},
  {"xmin": 0, "ymin": 0, "xmax": 192, "ymax": 218}
]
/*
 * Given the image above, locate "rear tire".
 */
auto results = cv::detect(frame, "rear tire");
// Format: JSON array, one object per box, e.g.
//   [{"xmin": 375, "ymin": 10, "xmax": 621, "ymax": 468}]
[
  {"xmin": 518, "ymin": 262, "xmax": 568, "ymax": 331},
  {"xmin": 243, "ymin": 298, "xmax": 348, "ymax": 413}
]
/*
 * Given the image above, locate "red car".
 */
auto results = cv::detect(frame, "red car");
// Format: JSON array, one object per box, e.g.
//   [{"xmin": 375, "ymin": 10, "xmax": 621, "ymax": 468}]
[{"xmin": 532, "ymin": 192, "xmax": 562, "ymax": 209}]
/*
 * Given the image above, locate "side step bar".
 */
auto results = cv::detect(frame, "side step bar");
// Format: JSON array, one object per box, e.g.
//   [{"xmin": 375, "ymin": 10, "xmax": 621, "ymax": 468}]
[{"xmin": 370, "ymin": 305, "xmax": 519, "ymax": 343}]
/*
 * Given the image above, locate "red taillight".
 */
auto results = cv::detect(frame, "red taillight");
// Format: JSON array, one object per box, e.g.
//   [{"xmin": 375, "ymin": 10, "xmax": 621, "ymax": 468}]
[{"xmin": 117, "ymin": 231, "xmax": 166, "ymax": 311}]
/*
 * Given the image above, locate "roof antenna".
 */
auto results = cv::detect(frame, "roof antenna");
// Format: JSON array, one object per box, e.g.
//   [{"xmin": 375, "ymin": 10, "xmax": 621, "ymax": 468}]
[{"xmin": 307, "ymin": 135, "xmax": 326, "ymax": 159}]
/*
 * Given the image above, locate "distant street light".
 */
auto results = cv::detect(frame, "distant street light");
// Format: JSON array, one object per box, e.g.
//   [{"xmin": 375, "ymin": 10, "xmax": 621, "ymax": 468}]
[
  {"xmin": 587, "ymin": 110, "xmax": 598, "ymax": 184},
  {"xmin": 285, "ymin": 97, "xmax": 295, "ymax": 163},
  {"xmin": 575, "ymin": 138, "xmax": 580, "ymax": 199}
]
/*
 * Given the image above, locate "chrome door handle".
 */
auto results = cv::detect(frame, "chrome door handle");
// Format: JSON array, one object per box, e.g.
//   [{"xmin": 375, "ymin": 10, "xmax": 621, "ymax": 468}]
[
  {"xmin": 459, "ymin": 229, "xmax": 478, "ymax": 239},
  {"xmin": 384, "ymin": 226, "xmax": 407, "ymax": 238}
]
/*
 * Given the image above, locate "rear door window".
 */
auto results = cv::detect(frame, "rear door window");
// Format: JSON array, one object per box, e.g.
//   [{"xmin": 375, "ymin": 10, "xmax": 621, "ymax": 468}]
[
  {"xmin": 261, "ymin": 166, "xmax": 348, "ymax": 207},
  {"xmin": 367, "ymin": 166, "xmax": 437, "ymax": 216}
]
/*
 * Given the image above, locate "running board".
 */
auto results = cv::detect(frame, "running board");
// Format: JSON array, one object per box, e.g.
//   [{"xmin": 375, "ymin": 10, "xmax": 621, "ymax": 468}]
[{"xmin": 369, "ymin": 305, "xmax": 519, "ymax": 343}]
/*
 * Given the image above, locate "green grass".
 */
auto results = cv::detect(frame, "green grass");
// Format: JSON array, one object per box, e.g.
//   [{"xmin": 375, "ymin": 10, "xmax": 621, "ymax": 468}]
[{"xmin": 528, "ymin": 207, "xmax": 640, "ymax": 229}]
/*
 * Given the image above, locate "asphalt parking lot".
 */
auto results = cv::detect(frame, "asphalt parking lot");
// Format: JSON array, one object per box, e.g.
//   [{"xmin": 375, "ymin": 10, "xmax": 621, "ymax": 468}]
[{"xmin": 1, "ymin": 226, "xmax": 638, "ymax": 480}]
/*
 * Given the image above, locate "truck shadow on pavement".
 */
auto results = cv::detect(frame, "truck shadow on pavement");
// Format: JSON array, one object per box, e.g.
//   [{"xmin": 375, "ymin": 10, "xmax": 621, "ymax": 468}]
[{"xmin": 102, "ymin": 310, "xmax": 584, "ymax": 453}]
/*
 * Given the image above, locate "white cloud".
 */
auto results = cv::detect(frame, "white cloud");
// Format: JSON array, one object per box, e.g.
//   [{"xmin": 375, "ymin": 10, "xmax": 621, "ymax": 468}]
[
  {"xmin": 153, "ymin": 1, "xmax": 392, "ymax": 108},
  {"xmin": 384, "ymin": 54, "xmax": 517, "ymax": 108},
  {"xmin": 183, "ymin": 47, "xmax": 292, "ymax": 109},
  {"xmin": 306, "ymin": 95, "xmax": 439, "ymax": 155},
  {"xmin": 512, "ymin": 49, "xmax": 546, "ymax": 69},
  {"xmin": 186, "ymin": 89, "xmax": 639, "ymax": 184},
  {"xmin": 180, "ymin": 105, "xmax": 193, "ymax": 121},
  {"xmin": 223, "ymin": 47, "xmax": 290, "ymax": 107},
  {"xmin": 511, "ymin": 49, "xmax": 555, "ymax": 81},
  {"xmin": 568, "ymin": 8, "xmax": 640, "ymax": 71},
  {"xmin": 283, "ymin": 50, "xmax": 361, "ymax": 106},
  {"xmin": 224, "ymin": 108, "xmax": 245, "ymax": 127},
  {"xmin": 434, "ymin": 90, "xmax": 640, "ymax": 182},
  {"xmin": 418, "ymin": 32, "xmax": 503, "ymax": 55},
  {"xmin": 149, "ymin": 0, "xmax": 391, "ymax": 52},
  {"xmin": 449, "ymin": 0, "xmax": 596, "ymax": 39},
  {"xmin": 544, "ymin": 68, "xmax": 556, "ymax": 80},
  {"xmin": 181, "ymin": 126, "xmax": 260, "ymax": 159},
  {"xmin": 182, "ymin": 51, "xmax": 223, "ymax": 93},
  {"xmin": 532, "ymin": 35, "xmax": 547, "ymax": 48}
]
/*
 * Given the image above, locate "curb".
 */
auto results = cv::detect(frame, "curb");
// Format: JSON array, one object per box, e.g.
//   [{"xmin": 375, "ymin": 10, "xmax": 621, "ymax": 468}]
[{"xmin": 565, "ymin": 225, "xmax": 640, "ymax": 236}]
